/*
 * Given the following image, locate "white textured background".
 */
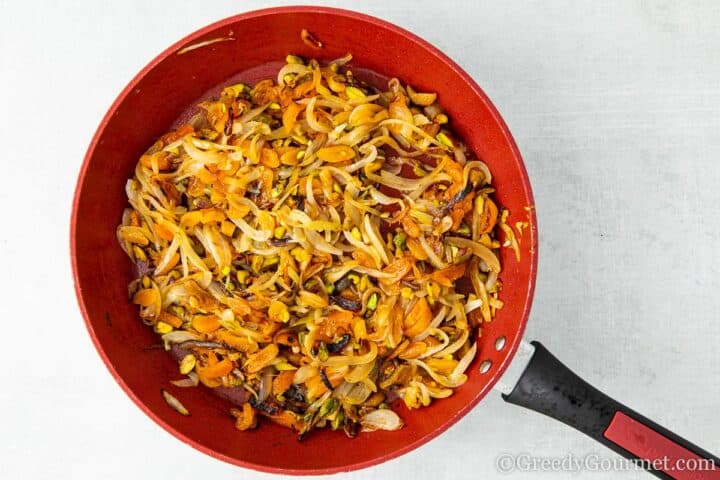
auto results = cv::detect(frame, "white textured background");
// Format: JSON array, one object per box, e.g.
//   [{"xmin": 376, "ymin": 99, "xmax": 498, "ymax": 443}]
[{"xmin": 1, "ymin": 1, "xmax": 718, "ymax": 479}]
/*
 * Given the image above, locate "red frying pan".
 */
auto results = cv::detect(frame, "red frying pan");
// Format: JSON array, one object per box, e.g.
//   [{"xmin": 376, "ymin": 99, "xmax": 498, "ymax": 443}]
[{"xmin": 71, "ymin": 6, "xmax": 719, "ymax": 477}]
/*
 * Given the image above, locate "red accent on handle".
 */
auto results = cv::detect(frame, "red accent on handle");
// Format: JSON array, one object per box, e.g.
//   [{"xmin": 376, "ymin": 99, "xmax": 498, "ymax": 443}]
[{"xmin": 604, "ymin": 412, "xmax": 720, "ymax": 480}]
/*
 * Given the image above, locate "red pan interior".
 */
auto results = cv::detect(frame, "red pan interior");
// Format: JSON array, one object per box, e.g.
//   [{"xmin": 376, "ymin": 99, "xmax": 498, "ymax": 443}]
[{"xmin": 71, "ymin": 6, "xmax": 538, "ymax": 475}]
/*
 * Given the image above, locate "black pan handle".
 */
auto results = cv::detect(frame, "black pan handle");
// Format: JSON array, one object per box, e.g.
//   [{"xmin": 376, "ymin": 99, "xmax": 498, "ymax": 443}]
[{"xmin": 503, "ymin": 341, "xmax": 720, "ymax": 479}]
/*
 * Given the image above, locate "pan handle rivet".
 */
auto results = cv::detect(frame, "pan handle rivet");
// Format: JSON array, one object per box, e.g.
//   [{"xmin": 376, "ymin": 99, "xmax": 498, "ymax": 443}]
[
  {"xmin": 479, "ymin": 360, "xmax": 492, "ymax": 374},
  {"xmin": 494, "ymin": 336, "xmax": 506, "ymax": 351}
]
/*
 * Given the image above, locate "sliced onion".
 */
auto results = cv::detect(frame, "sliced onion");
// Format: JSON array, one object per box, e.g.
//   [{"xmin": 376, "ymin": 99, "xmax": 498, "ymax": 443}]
[
  {"xmin": 352, "ymin": 265, "xmax": 395, "ymax": 280},
  {"xmin": 424, "ymin": 103, "xmax": 441, "ymax": 120},
  {"xmin": 419, "ymin": 235, "xmax": 446, "ymax": 269},
  {"xmin": 464, "ymin": 160, "xmax": 492, "ymax": 185},
  {"xmin": 321, "ymin": 342, "xmax": 378, "ymax": 368},
  {"xmin": 454, "ymin": 146, "xmax": 467, "ymax": 165},
  {"xmin": 193, "ymin": 224, "xmax": 232, "ymax": 269},
  {"xmin": 293, "ymin": 365, "xmax": 318, "ymax": 384},
  {"xmin": 368, "ymin": 188, "xmax": 403, "ymax": 206},
  {"xmin": 464, "ymin": 298, "xmax": 485, "ymax": 314},
  {"xmin": 161, "ymin": 331, "xmax": 201, "ymax": 350},
  {"xmin": 345, "ymin": 144, "xmax": 377, "ymax": 173},
  {"xmin": 305, "ymin": 97, "xmax": 331, "ymax": 133},
  {"xmin": 323, "ymin": 261, "xmax": 360, "ymax": 283},
  {"xmin": 344, "ymin": 360, "xmax": 376, "ymax": 383},
  {"xmin": 424, "ymin": 382, "xmax": 453, "ymax": 399},
  {"xmin": 486, "ymin": 270, "xmax": 498, "ymax": 291},
  {"xmin": 361, "ymin": 409, "xmax": 404, "ymax": 432},
  {"xmin": 162, "ymin": 389, "xmax": 190, "ymax": 416},
  {"xmin": 332, "ymin": 381, "xmax": 353, "ymax": 398},
  {"xmin": 339, "ymin": 381, "xmax": 372, "ymax": 405},
  {"xmin": 367, "ymin": 169, "xmax": 451, "ymax": 194},
  {"xmin": 329, "ymin": 52, "xmax": 353, "ymax": 66},
  {"xmin": 414, "ymin": 306, "xmax": 448, "ymax": 341},
  {"xmin": 170, "ymin": 372, "xmax": 199, "ymax": 388},
  {"xmin": 437, "ymin": 329, "xmax": 470, "ymax": 357},
  {"xmin": 177, "ymin": 231, "xmax": 210, "ymax": 273},
  {"xmin": 305, "ymin": 230, "xmax": 344, "ymax": 256},
  {"xmin": 408, "ymin": 358, "xmax": 465, "ymax": 388},
  {"xmin": 258, "ymin": 367, "xmax": 273, "ymax": 403},
  {"xmin": 445, "ymin": 237, "xmax": 500, "ymax": 273},
  {"xmin": 363, "ymin": 214, "xmax": 390, "ymax": 265},
  {"xmin": 450, "ymin": 342, "xmax": 477, "ymax": 380},
  {"xmin": 277, "ymin": 63, "xmax": 310, "ymax": 85},
  {"xmin": 154, "ymin": 237, "xmax": 180, "ymax": 275},
  {"xmin": 378, "ymin": 118, "xmax": 440, "ymax": 145},
  {"xmin": 229, "ymin": 216, "xmax": 270, "ymax": 242},
  {"xmin": 417, "ymin": 328, "xmax": 450, "ymax": 359},
  {"xmin": 335, "ymin": 124, "xmax": 374, "ymax": 147},
  {"xmin": 233, "ymin": 104, "xmax": 270, "ymax": 130},
  {"xmin": 342, "ymin": 230, "xmax": 382, "ymax": 268}
]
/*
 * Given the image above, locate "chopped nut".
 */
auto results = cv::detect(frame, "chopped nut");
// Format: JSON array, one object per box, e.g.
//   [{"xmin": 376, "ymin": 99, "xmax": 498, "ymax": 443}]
[
  {"xmin": 291, "ymin": 246, "xmax": 311, "ymax": 263},
  {"xmin": 285, "ymin": 54, "xmax": 304, "ymax": 65},
  {"xmin": 133, "ymin": 245, "xmax": 147, "ymax": 261},
  {"xmin": 345, "ymin": 86, "xmax": 366, "ymax": 99},
  {"xmin": 393, "ymin": 232, "xmax": 407, "ymax": 251},
  {"xmin": 268, "ymin": 300, "xmax": 290, "ymax": 323},
  {"xmin": 283, "ymin": 73, "xmax": 296, "ymax": 85},
  {"xmin": 436, "ymin": 132, "xmax": 454, "ymax": 149},
  {"xmin": 367, "ymin": 293, "xmax": 378, "ymax": 310},
  {"xmin": 235, "ymin": 270, "xmax": 249, "ymax": 284},
  {"xmin": 154, "ymin": 321, "xmax": 173, "ymax": 334},
  {"xmin": 400, "ymin": 287, "xmax": 414, "ymax": 299},
  {"xmin": 317, "ymin": 342, "xmax": 329, "ymax": 362},
  {"xmin": 179, "ymin": 354, "xmax": 196, "ymax": 375},
  {"xmin": 319, "ymin": 397, "xmax": 339, "ymax": 418},
  {"xmin": 358, "ymin": 274, "xmax": 369, "ymax": 292},
  {"xmin": 275, "ymin": 361, "xmax": 298, "ymax": 371}
]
